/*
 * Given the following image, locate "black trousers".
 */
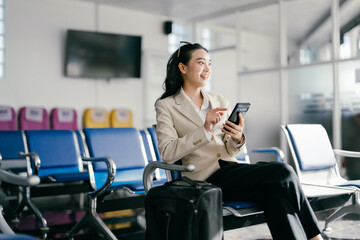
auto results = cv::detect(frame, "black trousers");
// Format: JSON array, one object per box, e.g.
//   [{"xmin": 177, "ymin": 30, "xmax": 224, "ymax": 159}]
[{"xmin": 206, "ymin": 160, "xmax": 321, "ymax": 240}]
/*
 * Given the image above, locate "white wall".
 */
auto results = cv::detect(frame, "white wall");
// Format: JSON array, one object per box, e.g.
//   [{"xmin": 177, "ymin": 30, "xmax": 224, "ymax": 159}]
[{"xmin": 1, "ymin": 0, "xmax": 169, "ymax": 128}]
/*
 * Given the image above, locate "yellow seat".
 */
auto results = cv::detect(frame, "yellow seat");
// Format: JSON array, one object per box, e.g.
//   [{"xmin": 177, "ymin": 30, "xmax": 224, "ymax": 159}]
[
  {"xmin": 110, "ymin": 109, "xmax": 133, "ymax": 127},
  {"xmin": 103, "ymin": 209, "xmax": 134, "ymax": 230},
  {"xmin": 83, "ymin": 108, "xmax": 110, "ymax": 128}
]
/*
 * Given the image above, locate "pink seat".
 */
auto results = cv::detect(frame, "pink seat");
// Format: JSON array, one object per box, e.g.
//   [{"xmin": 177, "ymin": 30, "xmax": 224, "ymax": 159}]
[
  {"xmin": 19, "ymin": 107, "xmax": 49, "ymax": 130},
  {"xmin": 0, "ymin": 106, "xmax": 16, "ymax": 130},
  {"xmin": 50, "ymin": 108, "xmax": 78, "ymax": 130}
]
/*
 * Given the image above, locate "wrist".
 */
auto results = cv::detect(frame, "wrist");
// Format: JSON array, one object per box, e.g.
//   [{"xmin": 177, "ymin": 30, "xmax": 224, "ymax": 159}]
[{"xmin": 234, "ymin": 133, "xmax": 244, "ymax": 144}]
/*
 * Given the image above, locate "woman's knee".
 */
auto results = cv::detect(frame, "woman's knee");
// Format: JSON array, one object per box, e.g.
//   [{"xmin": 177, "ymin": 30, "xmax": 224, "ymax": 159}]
[{"xmin": 269, "ymin": 162, "xmax": 299, "ymax": 185}]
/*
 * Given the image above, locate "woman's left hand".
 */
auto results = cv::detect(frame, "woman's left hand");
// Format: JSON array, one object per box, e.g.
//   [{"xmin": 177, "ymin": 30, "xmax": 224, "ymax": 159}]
[{"xmin": 222, "ymin": 112, "xmax": 244, "ymax": 143}]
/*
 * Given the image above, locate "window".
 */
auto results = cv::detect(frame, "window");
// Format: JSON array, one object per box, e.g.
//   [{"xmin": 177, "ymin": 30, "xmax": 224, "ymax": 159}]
[
  {"xmin": 167, "ymin": 24, "xmax": 213, "ymax": 91},
  {"xmin": 0, "ymin": 0, "xmax": 4, "ymax": 78},
  {"xmin": 168, "ymin": 23, "xmax": 191, "ymax": 54},
  {"xmin": 340, "ymin": 25, "xmax": 360, "ymax": 59}
]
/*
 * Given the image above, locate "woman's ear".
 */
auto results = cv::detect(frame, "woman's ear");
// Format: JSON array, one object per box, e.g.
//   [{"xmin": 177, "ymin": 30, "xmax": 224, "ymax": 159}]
[{"xmin": 178, "ymin": 62, "xmax": 186, "ymax": 75}]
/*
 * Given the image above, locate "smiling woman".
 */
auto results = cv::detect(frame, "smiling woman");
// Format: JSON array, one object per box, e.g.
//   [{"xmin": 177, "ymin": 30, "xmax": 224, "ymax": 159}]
[{"xmin": 154, "ymin": 41, "xmax": 324, "ymax": 240}]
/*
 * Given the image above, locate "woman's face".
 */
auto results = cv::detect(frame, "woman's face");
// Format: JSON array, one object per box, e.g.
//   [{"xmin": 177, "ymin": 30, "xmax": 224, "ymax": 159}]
[{"xmin": 179, "ymin": 49, "xmax": 211, "ymax": 89}]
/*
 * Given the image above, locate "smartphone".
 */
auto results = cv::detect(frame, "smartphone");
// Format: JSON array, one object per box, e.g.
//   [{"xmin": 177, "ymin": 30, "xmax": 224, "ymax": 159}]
[{"xmin": 227, "ymin": 102, "xmax": 250, "ymax": 125}]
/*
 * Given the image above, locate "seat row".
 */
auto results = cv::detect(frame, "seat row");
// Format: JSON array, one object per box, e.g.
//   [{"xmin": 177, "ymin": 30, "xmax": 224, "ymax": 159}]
[
  {"xmin": 0, "ymin": 106, "xmax": 133, "ymax": 130},
  {"xmin": 0, "ymin": 126, "xmax": 265, "ymax": 239},
  {"xmin": 0, "ymin": 125, "xmax": 359, "ymax": 239},
  {"xmin": 0, "ymin": 127, "xmax": 165, "ymax": 239}
]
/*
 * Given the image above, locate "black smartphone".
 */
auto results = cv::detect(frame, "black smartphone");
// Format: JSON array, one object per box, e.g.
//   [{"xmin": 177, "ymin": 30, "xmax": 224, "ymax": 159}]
[{"xmin": 227, "ymin": 102, "xmax": 250, "ymax": 125}]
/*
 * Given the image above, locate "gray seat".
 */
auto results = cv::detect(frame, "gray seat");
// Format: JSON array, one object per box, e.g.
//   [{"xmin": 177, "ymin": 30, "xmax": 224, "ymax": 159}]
[{"xmin": 281, "ymin": 124, "xmax": 360, "ymax": 230}]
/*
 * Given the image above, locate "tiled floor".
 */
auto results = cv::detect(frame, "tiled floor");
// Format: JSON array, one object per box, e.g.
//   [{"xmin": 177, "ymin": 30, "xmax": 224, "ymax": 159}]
[
  {"xmin": 18, "ymin": 196, "xmax": 360, "ymax": 239},
  {"xmin": 224, "ymin": 211, "xmax": 360, "ymax": 240}
]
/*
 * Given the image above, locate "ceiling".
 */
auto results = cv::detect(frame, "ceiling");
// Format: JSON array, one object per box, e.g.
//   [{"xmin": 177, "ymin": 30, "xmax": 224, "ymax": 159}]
[
  {"xmin": 80, "ymin": 0, "xmax": 269, "ymax": 22},
  {"xmin": 77, "ymin": 0, "xmax": 360, "ymax": 45}
]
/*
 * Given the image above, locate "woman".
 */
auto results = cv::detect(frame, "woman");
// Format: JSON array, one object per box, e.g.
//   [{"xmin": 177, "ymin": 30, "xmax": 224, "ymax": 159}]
[{"xmin": 155, "ymin": 41, "xmax": 323, "ymax": 240}]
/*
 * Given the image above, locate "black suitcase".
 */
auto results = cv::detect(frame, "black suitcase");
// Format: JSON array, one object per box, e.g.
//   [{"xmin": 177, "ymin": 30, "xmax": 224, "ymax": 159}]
[{"xmin": 145, "ymin": 176, "xmax": 223, "ymax": 240}]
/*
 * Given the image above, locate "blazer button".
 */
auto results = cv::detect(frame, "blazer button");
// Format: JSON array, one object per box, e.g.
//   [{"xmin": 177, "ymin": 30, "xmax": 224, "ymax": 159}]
[{"xmin": 217, "ymin": 153, "xmax": 221, "ymax": 158}]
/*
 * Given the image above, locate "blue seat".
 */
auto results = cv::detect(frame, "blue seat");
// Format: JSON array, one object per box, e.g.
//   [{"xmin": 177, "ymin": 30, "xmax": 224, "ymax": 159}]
[
  {"xmin": 69, "ymin": 128, "xmax": 164, "ymax": 240},
  {"xmin": 20, "ymin": 129, "xmax": 91, "ymax": 234},
  {"xmin": 0, "ymin": 131, "xmax": 29, "ymax": 173},
  {"xmin": 24, "ymin": 130, "xmax": 89, "ymax": 183},
  {"xmin": 140, "ymin": 129, "xmax": 167, "ymax": 181},
  {"xmin": 0, "ymin": 148, "xmax": 42, "ymax": 239},
  {"xmin": 1, "ymin": 130, "xmax": 90, "ymax": 237},
  {"xmin": 282, "ymin": 124, "xmax": 360, "ymax": 230},
  {"xmin": 0, "ymin": 234, "xmax": 37, "ymax": 240},
  {"xmin": 0, "ymin": 131, "xmax": 48, "ymax": 237}
]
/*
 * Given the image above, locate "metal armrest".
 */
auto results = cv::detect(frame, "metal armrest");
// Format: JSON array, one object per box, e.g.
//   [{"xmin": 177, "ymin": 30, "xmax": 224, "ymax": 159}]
[
  {"xmin": 82, "ymin": 156, "xmax": 116, "ymax": 198},
  {"xmin": 333, "ymin": 149, "xmax": 360, "ymax": 158},
  {"xmin": 251, "ymin": 147, "xmax": 284, "ymax": 163},
  {"xmin": 0, "ymin": 169, "xmax": 40, "ymax": 186},
  {"xmin": 18, "ymin": 152, "xmax": 41, "ymax": 175},
  {"xmin": 143, "ymin": 161, "xmax": 195, "ymax": 193},
  {"xmin": 0, "ymin": 159, "xmax": 28, "ymax": 170}
]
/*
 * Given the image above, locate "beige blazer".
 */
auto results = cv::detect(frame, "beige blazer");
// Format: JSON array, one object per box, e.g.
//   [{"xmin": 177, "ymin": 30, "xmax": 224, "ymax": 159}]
[{"xmin": 155, "ymin": 90, "xmax": 245, "ymax": 181}]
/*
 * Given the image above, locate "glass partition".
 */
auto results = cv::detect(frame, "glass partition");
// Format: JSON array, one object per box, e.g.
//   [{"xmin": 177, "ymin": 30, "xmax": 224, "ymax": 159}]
[
  {"xmin": 339, "ymin": 59, "xmax": 360, "ymax": 179},
  {"xmin": 288, "ymin": 64, "xmax": 334, "ymax": 141},
  {"xmin": 238, "ymin": 71, "xmax": 281, "ymax": 163}
]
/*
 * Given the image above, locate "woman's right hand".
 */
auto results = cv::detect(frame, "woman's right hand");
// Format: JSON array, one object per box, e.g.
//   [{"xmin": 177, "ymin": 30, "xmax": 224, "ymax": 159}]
[{"xmin": 204, "ymin": 107, "xmax": 227, "ymax": 132}]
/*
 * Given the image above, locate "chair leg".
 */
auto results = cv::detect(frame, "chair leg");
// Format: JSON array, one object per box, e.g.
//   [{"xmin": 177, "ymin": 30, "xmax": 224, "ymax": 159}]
[
  {"xmin": 324, "ymin": 190, "xmax": 360, "ymax": 231},
  {"xmin": 25, "ymin": 198, "xmax": 49, "ymax": 239},
  {"xmin": 69, "ymin": 195, "xmax": 118, "ymax": 240},
  {"xmin": 69, "ymin": 212, "xmax": 90, "ymax": 240},
  {"xmin": 12, "ymin": 187, "xmax": 49, "ymax": 239},
  {"xmin": 0, "ymin": 206, "xmax": 14, "ymax": 234}
]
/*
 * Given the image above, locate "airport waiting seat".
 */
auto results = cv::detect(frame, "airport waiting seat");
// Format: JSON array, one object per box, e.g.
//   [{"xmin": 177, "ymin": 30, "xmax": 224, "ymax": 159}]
[
  {"xmin": 50, "ymin": 108, "xmax": 78, "ymax": 130},
  {"xmin": 83, "ymin": 108, "xmax": 110, "ymax": 128},
  {"xmin": 140, "ymin": 129, "xmax": 167, "ymax": 181},
  {"xmin": 0, "ymin": 130, "xmax": 91, "ymax": 237},
  {"xmin": 0, "ymin": 132, "xmax": 47, "ymax": 238},
  {"xmin": 281, "ymin": 124, "xmax": 360, "ymax": 230},
  {"xmin": 24, "ymin": 130, "xmax": 90, "ymax": 188},
  {"xmin": 18, "ymin": 107, "xmax": 49, "ymax": 130},
  {"xmin": 0, "ymin": 106, "xmax": 16, "ymax": 130},
  {"xmin": 0, "ymin": 130, "xmax": 48, "ymax": 237},
  {"xmin": 0, "ymin": 131, "xmax": 29, "ymax": 173},
  {"xmin": 143, "ymin": 126, "xmax": 359, "ymax": 232},
  {"xmin": 110, "ymin": 109, "xmax": 133, "ymax": 128},
  {"xmin": 69, "ymin": 127, "xmax": 165, "ymax": 240},
  {"xmin": 0, "ymin": 162, "xmax": 40, "ymax": 239}
]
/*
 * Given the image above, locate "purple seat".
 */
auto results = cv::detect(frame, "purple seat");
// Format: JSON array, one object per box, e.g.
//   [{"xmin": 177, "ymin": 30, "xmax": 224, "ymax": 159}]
[
  {"xmin": 18, "ymin": 107, "xmax": 49, "ymax": 130},
  {"xmin": 50, "ymin": 108, "xmax": 78, "ymax": 130},
  {"xmin": 0, "ymin": 106, "xmax": 16, "ymax": 130}
]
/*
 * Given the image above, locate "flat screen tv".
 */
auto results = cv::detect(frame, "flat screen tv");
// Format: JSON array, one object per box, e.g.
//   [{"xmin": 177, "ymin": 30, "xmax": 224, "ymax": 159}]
[{"xmin": 64, "ymin": 29, "xmax": 141, "ymax": 79}]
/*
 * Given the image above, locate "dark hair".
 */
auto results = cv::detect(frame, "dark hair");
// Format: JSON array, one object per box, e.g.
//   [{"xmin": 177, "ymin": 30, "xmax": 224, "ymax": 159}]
[{"xmin": 158, "ymin": 42, "xmax": 208, "ymax": 100}]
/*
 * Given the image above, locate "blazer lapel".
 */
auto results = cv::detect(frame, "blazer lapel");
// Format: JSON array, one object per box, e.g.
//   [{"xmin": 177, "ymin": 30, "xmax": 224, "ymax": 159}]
[
  {"xmin": 208, "ymin": 93, "xmax": 221, "ymax": 110},
  {"xmin": 174, "ymin": 92, "xmax": 204, "ymax": 127}
]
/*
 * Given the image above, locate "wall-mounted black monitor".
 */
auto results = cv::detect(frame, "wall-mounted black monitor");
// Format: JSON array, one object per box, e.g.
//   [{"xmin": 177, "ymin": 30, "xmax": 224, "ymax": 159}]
[{"xmin": 65, "ymin": 29, "xmax": 141, "ymax": 79}]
